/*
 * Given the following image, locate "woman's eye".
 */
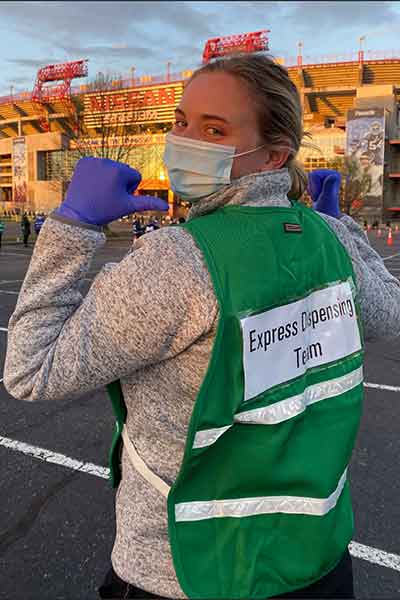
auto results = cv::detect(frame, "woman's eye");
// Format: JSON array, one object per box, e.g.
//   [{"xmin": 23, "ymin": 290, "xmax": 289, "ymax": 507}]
[
  {"xmin": 174, "ymin": 120, "xmax": 186, "ymax": 128},
  {"xmin": 206, "ymin": 127, "xmax": 222, "ymax": 136}
]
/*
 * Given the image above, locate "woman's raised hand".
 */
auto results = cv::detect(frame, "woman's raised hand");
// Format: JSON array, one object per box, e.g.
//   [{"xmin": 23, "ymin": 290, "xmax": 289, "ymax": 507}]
[
  {"xmin": 55, "ymin": 157, "xmax": 169, "ymax": 226},
  {"xmin": 308, "ymin": 169, "xmax": 342, "ymax": 219}
]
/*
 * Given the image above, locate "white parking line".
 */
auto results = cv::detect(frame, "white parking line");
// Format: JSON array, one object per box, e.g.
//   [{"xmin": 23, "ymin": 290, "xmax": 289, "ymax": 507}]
[
  {"xmin": 0, "ymin": 433, "xmax": 398, "ymax": 572},
  {"xmin": 0, "ymin": 252, "xmax": 31, "ymax": 258},
  {"xmin": 0, "ymin": 290, "xmax": 19, "ymax": 295},
  {"xmin": 0, "ymin": 435, "xmax": 109, "ymax": 479},
  {"xmin": 0, "ymin": 276, "xmax": 97, "ymax": 284},
  {"xmin": 0, "ymin": 327, "xmax": 8, "ymax": 332},
  {"xmin": 0, "ymin": 275, "xmax": 97, "ymax": 286},
  {"xmin": 364, "ymin": 382, "xmax": 400, "ymax": 392},
  {"xmin": 382, "ymin": 252, "xmax": 400, "ymax": 261},
  {"xmin": 382, "ymin": 252, "xmax": 400, "ymax": 260},
  {"xmin": 349, "ymin": 541, "xmax": 400, "ymax": 572}
]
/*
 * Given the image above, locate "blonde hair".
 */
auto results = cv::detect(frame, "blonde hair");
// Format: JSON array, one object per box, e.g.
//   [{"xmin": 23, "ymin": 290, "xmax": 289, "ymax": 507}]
[{"xmin": 187, "ymin": 54, "xmax": 308, "ymax": 200}]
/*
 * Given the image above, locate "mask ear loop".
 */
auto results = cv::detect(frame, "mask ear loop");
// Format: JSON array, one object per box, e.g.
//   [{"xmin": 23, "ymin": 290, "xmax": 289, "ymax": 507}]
[
  {"xmin": 230, "ymin": 144, "xmax": 267, "ymax": 159},
  {"xmin": 252, "ymin": 145, "xmax": 297, "ymax": 174},
  {"xmin": 229, "ymin": 144, "xmax": 296, "ymax": 161}
]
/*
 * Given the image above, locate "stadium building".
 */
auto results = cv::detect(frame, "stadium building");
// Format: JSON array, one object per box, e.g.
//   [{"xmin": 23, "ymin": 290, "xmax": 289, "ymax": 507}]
[{"xmin": 1, "ymin": 32, "xmax": 400, "ymax": 222}]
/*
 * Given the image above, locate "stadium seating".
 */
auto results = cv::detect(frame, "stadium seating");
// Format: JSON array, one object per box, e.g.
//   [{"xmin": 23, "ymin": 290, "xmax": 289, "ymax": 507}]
[
  {"xmin": 362, "ymin": 60, "xmax": 400, "ymax": 84},
  {"xmin": 299, "ymin": 63, "xmax": 360, "ymax": 89}
]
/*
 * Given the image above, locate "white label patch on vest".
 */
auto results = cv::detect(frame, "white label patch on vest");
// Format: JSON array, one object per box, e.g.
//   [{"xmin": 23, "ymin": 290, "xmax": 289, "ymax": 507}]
[{"xmin": 240, "ymin": 281, "xmax": 361, "ymax": 402}]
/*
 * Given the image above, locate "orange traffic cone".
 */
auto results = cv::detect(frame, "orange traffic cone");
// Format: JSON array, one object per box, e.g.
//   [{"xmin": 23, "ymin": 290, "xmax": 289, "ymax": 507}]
[{"xmin": 387, "ymin": 227, "xmax": 393, "ymax": 246}]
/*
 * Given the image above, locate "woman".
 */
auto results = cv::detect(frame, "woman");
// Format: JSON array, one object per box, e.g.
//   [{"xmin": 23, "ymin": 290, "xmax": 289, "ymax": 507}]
[
  {"xmin": 20, "ymin": 213, "xmax": 31, "ymax": 247},
  {"xmin": 4, "ymin": 54, "xmax": 400, "ymax": 599}
]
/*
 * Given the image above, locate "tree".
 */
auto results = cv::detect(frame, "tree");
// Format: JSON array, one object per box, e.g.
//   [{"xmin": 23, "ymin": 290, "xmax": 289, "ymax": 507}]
[
  {"xmin": 49, "ymin": 72, "xmax": 149, "ymax": 194},
  {"xmin": 73, "ymin": 71, "xmax": 146, "ymax": 163},
  {"xmin": 328, "ymin": 155, "xmax": 372, "ymax": 216}
]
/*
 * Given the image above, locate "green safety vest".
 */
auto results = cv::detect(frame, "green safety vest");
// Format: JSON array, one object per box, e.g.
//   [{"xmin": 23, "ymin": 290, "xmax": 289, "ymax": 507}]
[{"xmin": 107, "ymin": 202, "xmax": 364, "ymax": 599}]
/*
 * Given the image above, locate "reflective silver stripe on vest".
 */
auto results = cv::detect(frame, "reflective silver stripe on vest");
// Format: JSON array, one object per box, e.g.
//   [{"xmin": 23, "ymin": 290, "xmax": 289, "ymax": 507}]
[
  {"xmin": 192, "ymin": 367, "xmax": 363, "ymax": 449},
  {"xmin": 175, "ymin": 468, "xmax": 348, "ymax": 522},
  {"xmin": 193, "ymin": 425, "xmax": 232, "ymax": 449},
  {"xmin": 235, "ymin": 367, "xmax": 363, "ymax": 425}
]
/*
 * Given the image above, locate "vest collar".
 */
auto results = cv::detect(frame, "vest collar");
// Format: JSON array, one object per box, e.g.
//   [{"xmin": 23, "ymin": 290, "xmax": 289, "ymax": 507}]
[{"xmin": 187, "ymin": 168, "xmax": 292, "ymax": 221}]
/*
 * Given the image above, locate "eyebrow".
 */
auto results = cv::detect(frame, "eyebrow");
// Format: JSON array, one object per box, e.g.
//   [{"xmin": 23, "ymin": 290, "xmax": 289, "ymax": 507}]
[{"xmin": 175, "ymin": 108, "xmax": 229, "ymax": 124}]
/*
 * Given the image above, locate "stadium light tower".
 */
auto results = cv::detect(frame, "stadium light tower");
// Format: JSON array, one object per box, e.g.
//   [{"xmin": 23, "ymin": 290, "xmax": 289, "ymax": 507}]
[
  {"xmin": 202, "ymin": 30, "xmax": 269, "ymax": 63},
  {"xmin": 359, "ymin": 36, "xmax": 366, "ymax": 62},
  {"xmin": 297, "ymin": 41, "xmax": 303, "ymax": 67},
  {"xmin": 31, "ymin": 59, "xmax": 88, "ymax": 132}
]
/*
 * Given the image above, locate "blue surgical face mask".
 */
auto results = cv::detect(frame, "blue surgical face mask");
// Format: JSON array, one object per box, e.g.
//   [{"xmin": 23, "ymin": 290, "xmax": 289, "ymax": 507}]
[{"xmin": 163, "ymin": 133, "xmax": 266, "ymax": 203}]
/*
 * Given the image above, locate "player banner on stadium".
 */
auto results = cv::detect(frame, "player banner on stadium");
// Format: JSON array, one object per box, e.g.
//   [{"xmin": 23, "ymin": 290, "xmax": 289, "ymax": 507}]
[
  {"xmin": 12, "ymin": 137, "xmax": 27, "ymax": 206},
  {"xmin": 346, "ymin": 107, "xmax": 385, "ymax": 213}
]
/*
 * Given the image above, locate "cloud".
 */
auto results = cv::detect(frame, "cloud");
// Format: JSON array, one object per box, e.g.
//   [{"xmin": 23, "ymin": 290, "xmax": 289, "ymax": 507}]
[
  {"xmin": 287, "ymin": 1, "xmax": 400, "ymax": 32},
  {"xmin": 0, "ymin": 1, "xmax": 213, "ymax": 46},
  {"xmin": 7, "ymin": 57, "xmax": 62, "ymax": 69},
  {"xmin": 168, "ymin": 43, "xmax": 204, "ymax": 68},
  {"xmin": 58, "ymin": 43, "xmax": 161, "ymax": 62},
  {"xmin": 0, "ymin": 1, "xmax": 216, "ymax": 82},
  {"xmin": 12, "ymin": 75, "xmax": 31, "ymax": 83},
  {"xmin": 111, "ymin": 43, "xmax": 129, "ymax": 50},
  {"xmin": 0, "ymin": 75, "xmax": 32, "ymax": 96},
  {"xmin": 1, "ymin": 1, "xmax": 400, "ymax": 96}
]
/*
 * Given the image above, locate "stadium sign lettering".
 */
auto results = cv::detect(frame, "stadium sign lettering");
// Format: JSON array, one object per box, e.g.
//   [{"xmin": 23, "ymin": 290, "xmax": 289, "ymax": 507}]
[
  {"xmin": 70, "ymin": 133, "xmax": 166, "ymax": 149},
  {"xmin": 354, "ymin": 110, "xmax": 376, "ymax": 117},
  {"xmin": 101, "ymin": 110, "xmax": 159, "ymax": 123},
  {"xmin": 88, "ymin": 87, "xmax": 177, "ymax": 113}
]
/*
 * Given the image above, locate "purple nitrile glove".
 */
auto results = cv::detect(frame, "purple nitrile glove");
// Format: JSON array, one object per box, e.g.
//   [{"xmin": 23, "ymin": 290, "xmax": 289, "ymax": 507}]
[
  {"xmin": 307, "ymin": 169, "xmax": 342, "ymax": 219},
  {"xmin": 54, "ymin": 157, "xmax": 169, "ymax": 226}
]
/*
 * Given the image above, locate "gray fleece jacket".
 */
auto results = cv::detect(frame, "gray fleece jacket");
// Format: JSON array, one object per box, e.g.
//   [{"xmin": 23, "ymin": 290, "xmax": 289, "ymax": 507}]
[{"xmin": 4, "ymin": 168, "xmax": 400, "ymax": 598}]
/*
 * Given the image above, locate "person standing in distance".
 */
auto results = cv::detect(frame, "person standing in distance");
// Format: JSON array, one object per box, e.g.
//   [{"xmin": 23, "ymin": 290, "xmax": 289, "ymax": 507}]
[
  {"xmin": 131, "ymin": 215, "xmax": 144, "ymax": 241},
  {"xmin": 34, "ymin": 213, "xmax": 46, "ymax": 240},
  {"xmin": 4, "ymin": 55, "xmax": 400, "ymax": 599},
  {"xmin": 0, "ymin": 217, "xmax": 5, "ymax": 248},
  {"xmin": 20, "ymin": 213, "xmax": 31, "ymax": 247}
]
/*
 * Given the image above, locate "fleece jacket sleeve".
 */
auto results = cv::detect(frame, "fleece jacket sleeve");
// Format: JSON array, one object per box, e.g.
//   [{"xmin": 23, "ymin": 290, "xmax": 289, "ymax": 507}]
[{"xmin": 4, "ymin": 217, "xmax": 218, "ymax": 402}]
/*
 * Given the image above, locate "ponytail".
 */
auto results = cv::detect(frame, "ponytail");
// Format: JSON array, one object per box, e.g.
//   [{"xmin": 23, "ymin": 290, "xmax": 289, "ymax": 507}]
[{"xmin": 287, "ymin": 159, "xmax": 308, "ymax": 201}]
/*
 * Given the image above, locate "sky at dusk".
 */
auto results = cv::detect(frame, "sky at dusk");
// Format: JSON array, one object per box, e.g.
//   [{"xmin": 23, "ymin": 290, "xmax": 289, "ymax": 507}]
[{"xmin": 0, "ymin": 1, "xmax": 400, "ymax": 96}]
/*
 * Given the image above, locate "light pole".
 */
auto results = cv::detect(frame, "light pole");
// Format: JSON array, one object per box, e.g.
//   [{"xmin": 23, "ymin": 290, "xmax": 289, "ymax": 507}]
[
  {"xmin": 130, "ymin": 66, "xmax": 135, "ymax": 86},
  {"xmin": 297, "ymin": 41, "xmax": 303, "ymax": 67},
  {"xmin": 166, "ymin": 61, "xmax": 171, "ymax": 82},
  {"xmin": 358, "ymin": 36, "xmax": 366, "ymax": 63}
]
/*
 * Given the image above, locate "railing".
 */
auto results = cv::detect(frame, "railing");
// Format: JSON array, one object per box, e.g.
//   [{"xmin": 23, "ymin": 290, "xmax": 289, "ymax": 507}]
[
  {"xmin": 284, "ymin": 49, "xmax": 400, "ymax": 67},
  {"xmin": 2, "ymin": 50, "xmax": 400, "ymax": 105},
  {"xmin": 0, "ymin": 90, "xmax": 32, "ymax": 105},
  {"xmin": 69, "ymin": 69, "xmax": 195, "ymax": 95},
  {"xmin": 0, "ymin": 69, "xmax": 196, "ymax": 105}
]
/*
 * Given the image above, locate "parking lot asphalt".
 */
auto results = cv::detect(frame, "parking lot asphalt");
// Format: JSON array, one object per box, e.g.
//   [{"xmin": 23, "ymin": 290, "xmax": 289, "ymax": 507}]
[{"xmin": 1, "ymin": 229, "xmax": 400, "ymax": 599}]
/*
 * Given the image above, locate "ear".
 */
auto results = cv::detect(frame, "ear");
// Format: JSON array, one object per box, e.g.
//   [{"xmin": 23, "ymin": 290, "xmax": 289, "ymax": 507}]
[{"xmin": 265, "ymin": 148, "xmax": 291, "ymax": 170}]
